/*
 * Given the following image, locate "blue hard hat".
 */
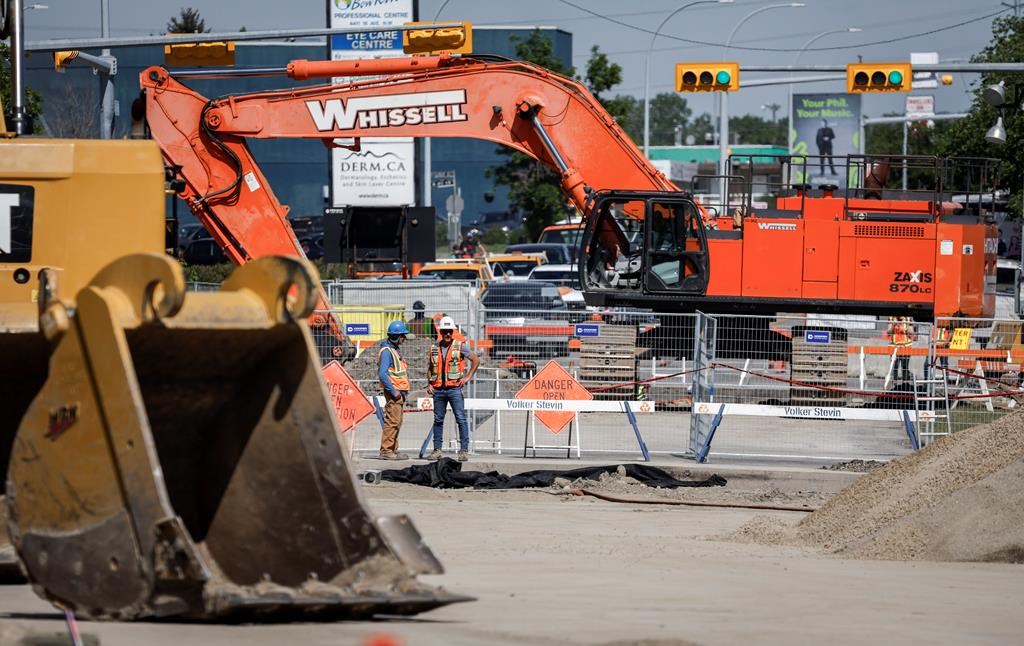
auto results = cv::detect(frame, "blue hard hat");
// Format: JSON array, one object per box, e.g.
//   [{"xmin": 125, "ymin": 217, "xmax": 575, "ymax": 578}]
[{"xmin": 388, "ymin": 320, "xmax": 410, "ymax": 336}]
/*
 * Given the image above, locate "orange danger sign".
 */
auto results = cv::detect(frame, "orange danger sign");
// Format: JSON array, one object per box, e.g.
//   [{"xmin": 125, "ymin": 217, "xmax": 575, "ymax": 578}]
[
  {"xmin": 322, "ymin": 360, "xmax": 374, "ymax": 433},
  {"xmin": 514, "ymin": 360, "xmax": 592, "ymax": 434}
]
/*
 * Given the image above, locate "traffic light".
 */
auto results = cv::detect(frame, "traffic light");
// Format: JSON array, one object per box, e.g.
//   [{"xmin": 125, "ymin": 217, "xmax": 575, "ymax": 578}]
[
  {"xmin": 846, "ymin": 62, "xmax": 912, "ymax": 93},
  {"xmin": 164, "ymin": 41, "xmax": 236, "ymax": 67},
  {"xmin": 53, "ymin": 50, "xmax": 80, "ymax": 72},
  {"xmin": 402, "ymin": 22, "xmax": 473, "ymax": 55},
  {"xmin": 675, "ymin": 63, "xmax": 740, "ymax": 92}
]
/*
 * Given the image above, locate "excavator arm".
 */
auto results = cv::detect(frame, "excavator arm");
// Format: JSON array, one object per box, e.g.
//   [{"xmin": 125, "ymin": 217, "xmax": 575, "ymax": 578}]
[{"xmin": 141, "ymin": 54, "xmax": 711, "ymax": 317}]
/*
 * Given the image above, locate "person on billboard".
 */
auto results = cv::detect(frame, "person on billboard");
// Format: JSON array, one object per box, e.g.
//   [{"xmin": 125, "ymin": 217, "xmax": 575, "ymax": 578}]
[{"xmin": 815, "ymin": 119, "xmax": 837, "ymax": 176}]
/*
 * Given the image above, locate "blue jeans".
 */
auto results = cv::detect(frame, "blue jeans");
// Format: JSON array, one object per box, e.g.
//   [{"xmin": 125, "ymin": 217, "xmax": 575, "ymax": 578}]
[{"xmin": 432, "ymin": 386, "xmax": 469, "ymax": 451}]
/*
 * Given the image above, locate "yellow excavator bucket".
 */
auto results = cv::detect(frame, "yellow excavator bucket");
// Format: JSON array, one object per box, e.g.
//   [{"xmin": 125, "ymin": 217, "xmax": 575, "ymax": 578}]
[{"xmin": 6, "ymin": 254, "xmax": 467, "ymax": 620}]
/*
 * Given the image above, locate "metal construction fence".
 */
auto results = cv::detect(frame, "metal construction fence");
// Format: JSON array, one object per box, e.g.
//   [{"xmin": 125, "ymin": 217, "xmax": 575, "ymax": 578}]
[{"xmin": 187, "ymin": 280, "xmax": 1019, "ymax": 463}]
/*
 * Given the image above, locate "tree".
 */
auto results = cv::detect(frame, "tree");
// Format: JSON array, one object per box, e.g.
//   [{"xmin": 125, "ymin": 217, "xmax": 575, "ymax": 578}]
[
  {"xmin": 729, "ymin": 114, "xmax": 787, "ymax": 146},
  {"xmin": 935, "ymin": 15, "xmax": 1024, "ymax": 214},
  {"xmin": 0, "ymin": 43, "xmax": 44, "ymax": 131},
  {"xmin": 167, "ymin": 7, "xmax": 209, "ymax": 34},
  {"xmin": 648, "ymin": 93, "xmax": 693, "ymax": 146},
  {"xmin": 486, "ymin": 31, "xmax": 596, "ymax": 240}
]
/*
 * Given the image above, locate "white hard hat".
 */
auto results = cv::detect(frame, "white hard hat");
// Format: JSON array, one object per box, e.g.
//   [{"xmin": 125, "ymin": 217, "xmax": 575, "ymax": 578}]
[{"xmin": 438, "ymin": 316, "xmax": 457, "ymax": 331}]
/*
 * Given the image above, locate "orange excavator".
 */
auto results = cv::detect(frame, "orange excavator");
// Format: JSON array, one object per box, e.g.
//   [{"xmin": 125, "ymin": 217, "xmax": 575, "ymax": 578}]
[{"xmin": 140, "ymin": 54, "xmax": 995, "ymax": 320}]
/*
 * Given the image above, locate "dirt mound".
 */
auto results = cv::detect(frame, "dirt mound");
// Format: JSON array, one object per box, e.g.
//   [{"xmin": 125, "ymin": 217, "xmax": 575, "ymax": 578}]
[
  {"xmin": 821, "ymin": 459, "xmax": 885, "ymax": 473},
  {"xmin": 793, "ymin": 410, "xmax": 1024, "ymax": 562}
]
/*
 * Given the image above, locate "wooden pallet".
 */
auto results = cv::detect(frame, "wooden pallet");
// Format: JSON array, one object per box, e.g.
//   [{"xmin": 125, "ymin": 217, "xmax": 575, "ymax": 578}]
[{"xmin": 579, "ymin": 324, "xmax": 638, "ymax": 400}]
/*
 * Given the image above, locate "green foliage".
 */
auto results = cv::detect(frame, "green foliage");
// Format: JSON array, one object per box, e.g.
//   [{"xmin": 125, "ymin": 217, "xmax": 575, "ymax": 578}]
[
  {"xmin": 481, "ymin": 227, "xmax": 507, "ymax": 245},
  {"xmin": 934, "ymin": 15, "xmax": 1024, "ymax": 214},
  {"xmin": 490, "ymin": 32, "xmax": 630, "ymax": 239},
  {"xmin": 729, "ymin": 114, "xmax": 787, "ymax": 146},
  {"xmin": 647, "ymin": 93, "xmax": 692, "ymax": 145},
  {"xmin": 181, "ymin": 259, "xmax": 348, "ymax": 284},
  {"xmin": 167, "ymin": 7, "xmax": 209, "ymax": 33},
  {"xmin": 435, "ymin": 219, "xmax": 448, "ymax": 246},
  {"xmin": 181, "ymin": 262, "xmax": 235, "ymax": 283},
  {"xmin": 0, "ymin": 43, "xmax": 44, "ymax": 129},
  {"xmin": 583, "ymin": 45, "xmax": 622, "ymax": 101}
]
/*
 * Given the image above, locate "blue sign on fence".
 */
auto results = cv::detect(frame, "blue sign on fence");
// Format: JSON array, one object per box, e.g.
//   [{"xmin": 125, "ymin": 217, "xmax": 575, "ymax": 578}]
[
  {"xmin": 575, "ymin": 324, "xmax": 601, "ymax": 338},
  {"xmin": 805, "ymin": 330, "xmax": 832, "ymax": 344},
  {"xmin": 345, "ymin": 323, "xmax": 371, "ymax": 336}
]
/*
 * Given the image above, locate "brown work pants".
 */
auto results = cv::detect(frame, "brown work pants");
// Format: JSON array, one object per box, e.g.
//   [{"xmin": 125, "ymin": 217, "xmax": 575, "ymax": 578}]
[{"xmin": 379, "ymin": 392, "xmax": 405, "ymax": 454}]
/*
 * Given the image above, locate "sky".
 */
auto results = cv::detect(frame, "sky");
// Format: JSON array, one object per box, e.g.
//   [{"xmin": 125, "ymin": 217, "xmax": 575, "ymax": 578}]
[{"xmin": 21, "ymin": 0, "xmax": 1010, "ymax": 121}]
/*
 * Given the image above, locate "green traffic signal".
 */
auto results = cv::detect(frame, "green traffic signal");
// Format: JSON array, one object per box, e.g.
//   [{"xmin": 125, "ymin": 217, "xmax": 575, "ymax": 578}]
[
  {"xmin": 888, "ymin": 69, "xmax": 904, "ymax": 85},
  {"xmin": 716, "ymin": 70, "xmax": 731, "ymax": 85}
]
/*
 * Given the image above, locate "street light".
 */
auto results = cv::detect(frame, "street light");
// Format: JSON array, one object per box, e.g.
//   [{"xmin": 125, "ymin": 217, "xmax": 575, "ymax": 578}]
[
  {"xmin": 787, "ymin": 28, "xmax": 861, "ymax": 153},
  {"xmin": 642, "ymin": 0, "xmax": 734, "ymax": 156},
  {"xmin": 986, "ymin": 116, "xmax": 1007, "ymax": 145},
  {"xmin": 422, "ymin": 0, "xmax": 455, "ymax": 208},
  {"xmin": 718, "ymin": 3, "xmax": 805, "ymax": 202}
]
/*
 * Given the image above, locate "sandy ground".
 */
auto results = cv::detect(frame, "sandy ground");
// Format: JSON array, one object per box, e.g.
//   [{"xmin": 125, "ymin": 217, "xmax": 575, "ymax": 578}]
[{"xmin": 0, "ymin": 474, "xmax": 1022, "ymax": 645}]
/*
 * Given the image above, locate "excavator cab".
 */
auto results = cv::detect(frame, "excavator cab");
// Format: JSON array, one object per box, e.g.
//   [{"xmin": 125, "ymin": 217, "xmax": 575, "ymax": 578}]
[{"xmin": 580, "ymin": 191, "xmax": 709, "ymax": 306}]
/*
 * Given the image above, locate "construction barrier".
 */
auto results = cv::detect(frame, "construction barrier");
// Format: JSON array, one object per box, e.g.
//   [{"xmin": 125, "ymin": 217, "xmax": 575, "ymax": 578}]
[{"xmin": 188, "ymin": 282, "xmax": 1021, "ymax": 462}]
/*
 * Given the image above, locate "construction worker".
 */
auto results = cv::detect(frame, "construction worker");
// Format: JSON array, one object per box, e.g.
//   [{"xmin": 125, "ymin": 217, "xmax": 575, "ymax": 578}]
[
  {"xmin": 407, "ymin": 300, "xmax": 434, "ymax": 337},
  {"xmin": 377, "ymin": 320, "xmax": 412, "ymax": 460},
  {"xmin": 886, "ymin": 316, "xmax": 917, "ymax": 384},
  {"xmin": 426, "ymin": 316, "xmax": 480, "ymax": 462}
]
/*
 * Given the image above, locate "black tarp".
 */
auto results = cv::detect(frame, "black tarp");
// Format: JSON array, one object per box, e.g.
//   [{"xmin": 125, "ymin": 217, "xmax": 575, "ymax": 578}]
[{"xmin": 380, "ymin": 458, "xmax": 727, "ymax": 490}]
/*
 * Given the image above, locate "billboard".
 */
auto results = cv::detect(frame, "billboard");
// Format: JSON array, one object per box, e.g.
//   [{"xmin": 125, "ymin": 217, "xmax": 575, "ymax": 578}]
[
  {"xmin": 790, "ymin": 93, "xmax": 861, "ymax": 189},
  {"xmin": 329, "ymin": 0, "xmax": 416, "ymax": 207}
]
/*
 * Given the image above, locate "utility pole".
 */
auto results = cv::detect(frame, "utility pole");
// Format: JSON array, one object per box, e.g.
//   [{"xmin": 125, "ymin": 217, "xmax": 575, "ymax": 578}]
[
  {"xmin": 1002, "ymin": 1, "xmax": 1021, "ymax": 18},
  {"xmin": 761, "ymin": 103, "xmax": 781, "ymax": 123}
]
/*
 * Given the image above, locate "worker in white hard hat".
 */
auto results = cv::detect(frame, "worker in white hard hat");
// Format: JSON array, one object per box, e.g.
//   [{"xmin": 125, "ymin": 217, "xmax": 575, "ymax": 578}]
[{"xmin": 426, "ymin": 316, "xmax": 479, "ymax": 461}]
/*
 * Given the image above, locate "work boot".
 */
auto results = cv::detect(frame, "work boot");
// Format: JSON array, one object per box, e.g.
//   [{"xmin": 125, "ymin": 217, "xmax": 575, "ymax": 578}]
[
  {"xmin": 457, "ymin": 450, "xmax": 469, "ymax": 462},
  {"xmin": 380, "ymin": 452, "xmax": 410, "ymax": 461},
  {"xmin": 428, "ymin": 449, "xmax": 443, "ymax": 461}
]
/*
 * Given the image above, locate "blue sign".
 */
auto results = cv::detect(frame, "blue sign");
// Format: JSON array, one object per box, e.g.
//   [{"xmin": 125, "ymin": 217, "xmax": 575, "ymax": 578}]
[
  {"xmin": 345, "ymin": 323, "xmax": 371, "ymax": 336},
  {"xmin": 331, "ymin": 31, "xmax": 402, "ymax": 51},
  {"xmin": 575, "ymin": 324, "xmax": 601, "ymax": 338},
  {"xmin": 805, "ymin": 330, "xmax": 832, "ymax": 344}
]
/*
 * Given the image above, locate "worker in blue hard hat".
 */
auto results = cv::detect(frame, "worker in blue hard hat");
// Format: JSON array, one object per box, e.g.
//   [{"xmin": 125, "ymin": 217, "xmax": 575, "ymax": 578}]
[{"xmin": 377, "ymin": 319, "xmax": 412, "ymax": 460}]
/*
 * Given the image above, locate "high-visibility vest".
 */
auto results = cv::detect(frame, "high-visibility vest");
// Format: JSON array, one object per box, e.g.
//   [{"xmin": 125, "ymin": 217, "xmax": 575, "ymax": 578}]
[
  {"xmin": 888, "ymin": 321, "xmax": 914, "ymax": 346},
  {"xmin": 429, "ymin": 340, "xmax": 466, "ymax": 388},
  {"xmin": 933, "ymin": 326, "xmax": 951, "ymax": 345},
  {"xmin": 378, "ymin": 344, "xmax": 410, "ymax": 391}
]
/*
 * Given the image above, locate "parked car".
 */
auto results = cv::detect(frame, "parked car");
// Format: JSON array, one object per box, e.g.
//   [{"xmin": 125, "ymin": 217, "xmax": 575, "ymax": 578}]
[
  {"xmin": 488, "ymin": 253, "xmax": 543, "ymax": 279},
  {"xmin": 504, "ymin": 242, "xmax": 575, "ymax": 265},
  {"xmin": 537, "ymin": 223, "xmax": 583, "ymax": 246},
  {"xmin": 462, "ymin": 211, "xmax": 523, "ymax": 237},
  {"xmin": 528, "ymin": 263, "xmax": 581, "ymax": 289},
  {"xmin": 177, "ymin": 223, "xmax": 211, "ymax": 256},
  {"xmin": 481, "ymin": 280, "xmax": 572, "ymax": 360},
  {"xmin": 182, "ymin": 238, "xmax": 228, "ymax": 265},
  {"xmin": 416, "ymin": 260, "xmax": 494, "ymax": 283}
]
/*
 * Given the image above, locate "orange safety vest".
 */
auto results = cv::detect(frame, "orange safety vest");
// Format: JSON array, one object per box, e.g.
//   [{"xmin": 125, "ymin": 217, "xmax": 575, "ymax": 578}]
[
  {"xmin": 932, "ymin": 326, "xmax": 951, "ymax": 345},
  {"xmin": 429, "ymin": 340, "xmax": 466, "ymax": 388},
  {"xmin": 888, "ymin": 321, "xmax": 914, "ymax": 346},
  {"xmin": 378, "ymin": 344, "xmax": 410, "ymax": 391}
]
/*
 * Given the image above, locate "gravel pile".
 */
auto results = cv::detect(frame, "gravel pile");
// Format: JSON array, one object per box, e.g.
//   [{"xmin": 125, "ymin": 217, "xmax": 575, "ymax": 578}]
[
  {"xmin": 730, "ymin": 411, "xmax": 1024, "ymax": 563},
  {"xmin": 550, "ymin": 466, "xmax": 827, "ymax": 508},
  {"xmin": 821, "ymin": 459, "xmax": 885, "ymax": 473}
]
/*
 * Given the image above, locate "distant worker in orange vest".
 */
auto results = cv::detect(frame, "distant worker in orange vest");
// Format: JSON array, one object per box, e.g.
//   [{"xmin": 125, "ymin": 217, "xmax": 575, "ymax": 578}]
[
  {"xmin": 426, "ymin": 316, "xmax": 480, "ymax": 462},
  {"xmin": 377, "ymin": 320, "xmax": 412, "ymax": 460},
  {"xmin": 886, "ymin": 316, "xmax": 917, "ymax": 384}
]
